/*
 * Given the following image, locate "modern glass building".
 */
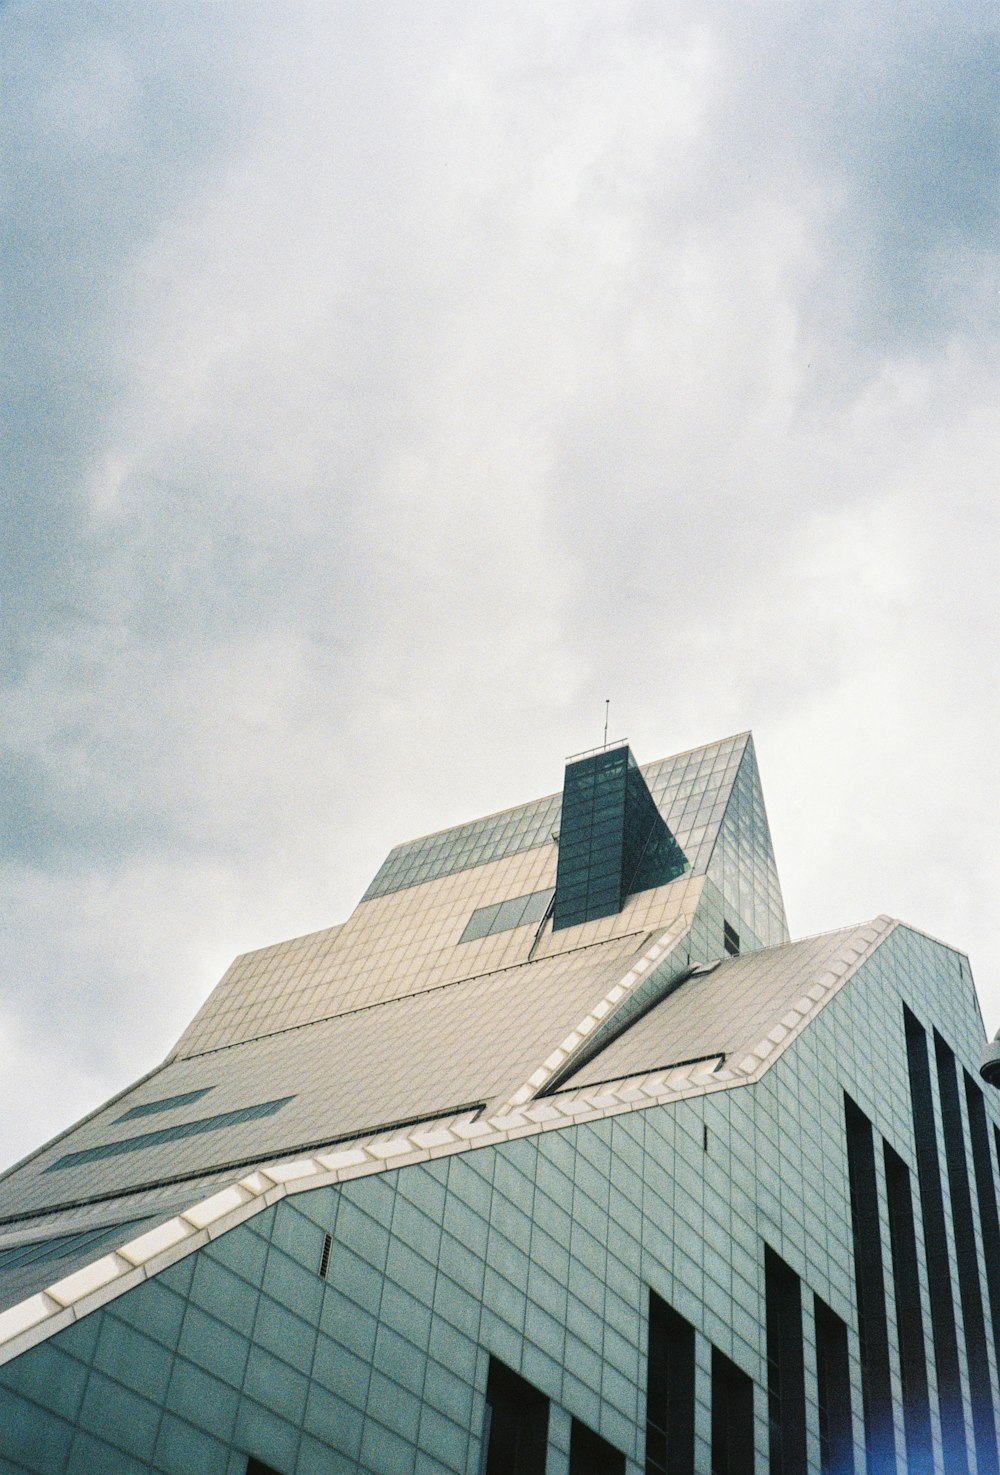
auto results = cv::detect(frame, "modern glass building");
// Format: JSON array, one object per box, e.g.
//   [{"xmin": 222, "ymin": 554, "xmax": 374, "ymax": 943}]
[{"xmin": 2, "ymin": 730, "xmax": 999, "ymax": 1474}]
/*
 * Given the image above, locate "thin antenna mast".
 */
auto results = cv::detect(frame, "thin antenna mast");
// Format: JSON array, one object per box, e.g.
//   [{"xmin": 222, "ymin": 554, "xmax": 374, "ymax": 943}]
[{"xmin": 603, "ymin": 699, "xmax": 610, "ymax": 749}]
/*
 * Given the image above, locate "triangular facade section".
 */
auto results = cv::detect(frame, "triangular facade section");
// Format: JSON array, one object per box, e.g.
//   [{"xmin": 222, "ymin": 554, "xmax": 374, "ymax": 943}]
[{"xmin": 704, "ymin": 732, "xmax": 789, "ymax": 953}]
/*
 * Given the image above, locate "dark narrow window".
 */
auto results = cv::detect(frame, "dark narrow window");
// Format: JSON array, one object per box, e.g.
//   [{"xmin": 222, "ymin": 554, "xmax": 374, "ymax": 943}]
[
  {"xmin": 843, "ymin": 1095, "xmax": 895, "ymax": 1472},
  {"xmin": 965, "ymin": 1072, "xmax": 1000, "ymax": 1377},
  {"xmin": 935, "ymin": 1032, "xmax": 999, "ymax": 1475},
  {"xmin": 570, "ymin": 1418, "xmax": 626, "ymax": 1475},
  {"xmin": 319, "ymin": 1231, "xmax": 333, "ymax": 1279},
  {"xmin": 116, "ymin": 1086, "xmax": 213, "ymax": 1122},
  {"xmin": 246, "ymin": 1461, "xmax": 283, "ymax": 1475},
  {"xmin": 814, "ymin": 1297, "xmax": 854, "ymax": 1475},
  {"xmin": 48, "ymin": 1095, "xmax": 294, "ymax": 1170},
  {"xmin": 646, "ymin": 1293, "xmax": 695, "ymax": 1475},
  {"xmin": 764, "ymin": 1245, "xmax": 806, "ymax": 1475},
  {"xmin": 883, "ymin": 1143, "xmax": 932, "ymax": 1470},
  {"xmin": 711, "ymin": 1347, "xmax": 754, "ymax": 1475},
  {"xmin": 484, "ymin": 1359, "xmax": 549, "ymax": 1475},
  {"xmin": 723, "ymin": 921, "xmax": 740, "ymax": 957},
  {"xmin": 903, "ymin": 1006, "xmax": 968, "ymax": 1473}
]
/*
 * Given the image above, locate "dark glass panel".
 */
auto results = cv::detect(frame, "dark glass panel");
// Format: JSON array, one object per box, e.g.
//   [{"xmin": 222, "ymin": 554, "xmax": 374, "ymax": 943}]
[
  {"xmin": 459, "ymin": 888, "xmax": 555, "ymax": 944},
  {"xmin": 764, "ymin": 1245, "xmax": 806, "ymax": 1475},
  {"xmin": 711, "ymin": 1347, "xmax": 754, "ymax": 1475},
  {"xmin": 814, "ymin": 1296, "xmax": 854, "ymax": 1475},
  {"xmin": 484, "ymin": 1359, "xmax": 549, "ymax": 1475},
  {"xmin": 646, "ymin": 1292, "xmax": 695, "ymax": 1475},
  {"xmin": 883, "ymin": 1142, "xmax": 932, "ymax": 1470},
  {"xmin": 570, "ymin": 1418, "xmax": 626, "ymax": 1475},
  {"xmin": 554, "ymin": 744, "xmax": 686, "ymax": 931},
  {"xmin": 903, "ymin": 1007, "xmax": 969, "ymax": 1473},
  {"xmin": 116, "ymin": 1087, "xmax": 213, "ymax": 1122},
  {"xmin": 934, "ymin": 1032, "xmax": 999, "ymax": 1474},
  {"xmin": 843, "ymin": 1095, "xmax": 895, "ymax": 1472},
  {"xmin": 964, "ymin": 1073, "xmax": 1000, "ymax": 1377}
]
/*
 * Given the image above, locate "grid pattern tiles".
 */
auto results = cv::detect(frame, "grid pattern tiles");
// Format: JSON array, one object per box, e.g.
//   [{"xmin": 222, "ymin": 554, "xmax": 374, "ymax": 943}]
[
  {"xmin": 170, "ymin": 735, "xmax": 770, "ymax": 1059},
  {"xmin": 363, "ymin": 733, "xmax": 748, "ymax": 903},
  {"xmin": 1, "ymin": 920, "xmax": 999, "ymax": 1475},
  {"xmin": 0, "ymin": 933, "xmax": 656, "ymax": 1221}
]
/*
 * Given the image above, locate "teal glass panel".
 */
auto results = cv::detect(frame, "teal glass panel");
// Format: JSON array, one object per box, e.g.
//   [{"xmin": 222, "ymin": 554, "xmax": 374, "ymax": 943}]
[
  {"xmin": 116, "ymin": 1088, "xmax": 213, "ymax": 1122},
  {"xmin": 553, "ymin": 746, "xmax": 686, "ymax": 931},
  {"xmin": 48, "ymin": 1098, "xmax": 294, "ymax": 1171}
]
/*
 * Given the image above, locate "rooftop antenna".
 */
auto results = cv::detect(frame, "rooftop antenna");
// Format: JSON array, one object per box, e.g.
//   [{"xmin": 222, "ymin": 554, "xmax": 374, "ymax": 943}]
[{"xmin": 603, "ymin": 699, "xmax": 610, "ymax": 749}]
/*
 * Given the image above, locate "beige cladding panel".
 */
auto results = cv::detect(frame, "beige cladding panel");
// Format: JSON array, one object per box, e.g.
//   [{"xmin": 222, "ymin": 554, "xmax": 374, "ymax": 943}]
[{"xmin": 176, "ymin": 852, "xmax": 704, "ymax": 1058}]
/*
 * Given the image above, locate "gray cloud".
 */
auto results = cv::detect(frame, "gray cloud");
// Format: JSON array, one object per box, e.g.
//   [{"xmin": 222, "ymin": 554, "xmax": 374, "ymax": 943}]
[{"xmin": 2, "ymin": 0, "xmax": 998, "ymax": 1168}]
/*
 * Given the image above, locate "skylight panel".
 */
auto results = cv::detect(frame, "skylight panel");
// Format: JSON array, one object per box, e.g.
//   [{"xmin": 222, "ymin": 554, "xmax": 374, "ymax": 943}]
[
  {"xmin": 115, "ymin": 1088, "xmax": 213, "ymax": 1123},
  {"xmin": 459, "ymin": 888, "xmax": 555, "ymax": 944},
  {"xmin": 47, "ymin": 1097, "xmax": 294, "ymax": 1172}
]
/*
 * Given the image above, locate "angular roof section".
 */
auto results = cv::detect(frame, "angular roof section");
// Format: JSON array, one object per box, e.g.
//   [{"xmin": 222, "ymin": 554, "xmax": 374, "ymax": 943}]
[
  {"xmin": 0, "ymin": 728, "xmax": 808, "ymax": 1355},
  {"xmin": 0, "ymin": 914, "xmax": 899, "ymax": 1359},
  {"xmin": 562, "ymin": 924, "xmax": 888, "ymax": 1089},
  {"xmin": 172, "ymin": 732, "xmax": 784, "ymax": 1059},
  {"xmin": 363, "ymin": 731, "xmax": 752, "ymax": 901},
  {"xmin": 0, "ymin": 927, "xmax": 663, "ymax": 1222},
  {"xmin": 706, "ymin": 734, "xmax": 787, "ymax": 949}
]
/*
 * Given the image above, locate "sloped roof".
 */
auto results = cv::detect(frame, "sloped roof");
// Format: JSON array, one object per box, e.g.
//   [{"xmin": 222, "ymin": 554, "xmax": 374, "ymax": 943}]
[
  {"xmin": 563, "ymin": 924, "xmax": 890, "ymax": 1088},
  {"xmin": 172, "ymin": 734, "xmax": 760, "ymax": 1058},
  {"xmin": 0, "ymin": 915, "xmax": 898, "ymax": 1346},
  {"xmin": 0, "ymin": 929, "xmax": 658, "ymax": 1222},
  {"xmin": 0, "ymin": 728, "xmax": 812, "ymax": 1357}
]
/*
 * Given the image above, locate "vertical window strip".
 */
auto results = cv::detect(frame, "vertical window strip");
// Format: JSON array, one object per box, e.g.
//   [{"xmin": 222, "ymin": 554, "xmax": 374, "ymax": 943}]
[
  {"xmin": 710, "ymin": 1346, "xmax": 754, "ymax": 1475},
  {"xmin": 934, "ymin": 1032, "xmax": 1000, "ymax": 1475},
  {"xmin": 843, "ymin": 1095, "xmax": 895, "ymax": 1473},
  {"xmin": 903, "ymin": 1007, "xmax": 970, "ymax": 1473},
  {"xmin": 883, "ymin": 1142, "xmax": 933, "ymax": 1470},
  {"xmin": 814, "ymin": 1296, "xmax": 854, "ymax": 1475},
  {"xmin": 646, "ymin": 1293, "xmax": 695, "ymax": 1475},
  {"xmin": 570, "ymin": 1418, "xmax": 626, "ymax": 1475},
  {"xmin": 966, "ymin": 1073, "xmax": 1000, "ymax": 1376},
  {"xmin": 764, "ymin": 1246, "xmax": 807, "ymax": 1475},
  {"xmin": 483, "ymin": 1358, "xmax": 549, "ymax": 1475}
]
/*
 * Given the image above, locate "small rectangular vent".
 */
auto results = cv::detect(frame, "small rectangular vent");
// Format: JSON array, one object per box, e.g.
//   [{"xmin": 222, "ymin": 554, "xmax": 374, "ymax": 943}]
[{"xmin": 319, "ymin": 1231, "xmax": 333, "ymax": 1279}]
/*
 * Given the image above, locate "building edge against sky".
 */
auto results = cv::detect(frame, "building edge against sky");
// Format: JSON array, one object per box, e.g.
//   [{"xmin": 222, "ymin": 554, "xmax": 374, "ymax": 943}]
[{"xmin": 1, "ymin": 730, "xmax": 999, "ymax": 1474}]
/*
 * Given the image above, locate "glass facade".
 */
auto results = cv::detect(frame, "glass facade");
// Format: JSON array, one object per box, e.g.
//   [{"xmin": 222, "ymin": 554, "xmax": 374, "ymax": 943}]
[
  {"xmin": 553, "ymin": 746, "xmax": 633, "ymax": 930},
  {"xmin": 2, "ymin": 733, "xmax": 999, "ymax": 1475},
  {"xmin": 362, "ymin": 732, "xmax": 766, "ymax": 910},
  {"xmin": 552, "ymin": 745, "xmax": 687, "ymax": 932},
  {"xmin": 459, "ymin": 888, "xmax": 554, "ymax": 945}
]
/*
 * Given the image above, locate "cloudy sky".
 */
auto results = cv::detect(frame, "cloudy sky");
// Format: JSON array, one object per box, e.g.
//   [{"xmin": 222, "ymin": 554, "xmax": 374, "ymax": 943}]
[{"xmin": 2, "ymin": 0, "xmax": 998, "ymax": 1171}]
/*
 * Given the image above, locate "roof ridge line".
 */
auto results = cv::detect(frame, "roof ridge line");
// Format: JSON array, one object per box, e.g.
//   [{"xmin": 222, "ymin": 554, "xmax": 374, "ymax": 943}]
[
  {"xmin": 176, "ymin": 928, "xmax": 655, "ymax": 1061},
  {"xmin": 368, "ymin": 731, "xmax": 751, "ymax": 857}
]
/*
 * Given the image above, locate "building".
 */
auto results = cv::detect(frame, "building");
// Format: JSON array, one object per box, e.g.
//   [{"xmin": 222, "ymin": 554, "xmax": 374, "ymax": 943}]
[{"xmin": 1, "ymin": 730, "xmax": 1000, "ymax": 1475}]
